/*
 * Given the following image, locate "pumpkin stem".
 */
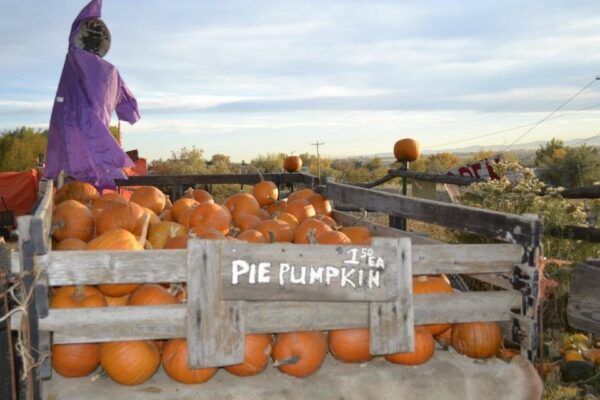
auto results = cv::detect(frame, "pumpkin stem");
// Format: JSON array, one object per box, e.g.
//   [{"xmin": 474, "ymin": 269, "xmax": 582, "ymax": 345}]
[
  {"xmin": 138, "ymin": 213, "xmax": 151, "ymax": 248},
  {"xmin": 183, "ymin": 187, "xmax": 194, "ymax": 199},
  {"xmin": 267, "ymin": 230, "xmax": 276, "ymax": 244},
  {"xmin": 307, "ymin": 228, "xmax": 318, "ymax": 245},
  {"xmin": 272, "ymin": 355, "xmax": 300, "ymax": 367},
  {"xmin": 352, "ymin": 208, "xmax": 368, "ymax": 227}
]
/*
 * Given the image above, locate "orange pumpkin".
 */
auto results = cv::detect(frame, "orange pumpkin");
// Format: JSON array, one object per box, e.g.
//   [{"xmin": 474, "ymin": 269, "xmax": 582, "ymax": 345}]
[
  {"xmin": 253, "ymin": 181, "xmax": 279, "ymax": 207},
  {"xmin": 54, "ymin": 181, "xmax": 99, "ymax": 206},
  {"xmin": 286, "ymin": 188, "xmax": 315, "ymax": 204},
  {"xmin": 393, "ymin": 138, "xmax": 420, "ymax": 162},
  {"xmin": 316, "ymin": 230, "xmax": 352, "ymax": 245},
  {"xmin": 159, "ymin": 209, "xmax": 173, "ymax": 222},
  {"xmin": 50, "ymin": 285, "xmax": 106, "ymax": 377},
  {"xmin": 497, "ymin": 348, "xmax": 520, "ymax": 362},
  {"xmin": 340, "ymin": 226, "xmax": 372, "ymax": 245},
  {"xmin": 52, "ymin": 343, "xmax": 100, "ymax": 378},
  {"xmin": 234, "ymin": 213, "xmax": 262, "ymax": 231},
  {"xmin": 225, "ymin": 193, "xmax": 261, "ymax": 221},
  {"xmin": 237, "ymin": 229, "xmax": 267, "ymax": 243},
  {"xmin": 413, "ymin": 275, "xmax": 454, "ymax": 335},
  {"xmin": 185, "ymin": 189, "xmax": 214, "ymax": 204},
  {"xmin": 52, "ymin": 200, "xmax": 94, "ymax": 242},
  {"xmin": 148, "ymin": 221, "xmax": 188, "ymax": 249},
  {"xmin": 385, "ymin": 328, "xmax": 435, "ymax": 365},
  {"xmin": 86, "ymin": 229, "xmax": 143, "ymax": 296},
  {"xmin": 102, "ymin": 192, "xmax": 127, "ymax": 202},
  {"xmin": 95, "ymin": 201, "xmax": 146, "ymax": 236},
  {"xmin": 99, "ymin": 340, "xmax": 160, "ymax": 385},
  {"xmin": 189, "ymin": 202, "xmax": 231, "ymax": 235},
  {"xmin": 294, "ymin": 219, "xmax": 332, "ymax": 244},
  {"xmin": 163, "ymin": 235, "xmax": 188, "ymax": 249},
  {"xmin": 272, "ymin": 212, "xmax": 299, "ymax": 231},
  {"xmin": 434, "ymin": 326, "xmax": 453, "ymax": 346},
  {"xmin": 54, "ymin": 238, "xmax": 87, "ymax": 251},
  {"xmin": 104, "ymin": 294, "xmax": 130, "ymax": 307},
  {"xmin": 130, "ymin": 186, "xmax": 166, "ymax": 214},
  {"xmin": 90, "ymin": 196, "xmax": 127, "ymax": 220},
  {"xmin": 306, "ymin": 194, "xmax": 332, "ymax": 216},
  {"xmin": 265, "ymin": 199, "xmax": 288, "ymax": 215},
  {"xmin": 328, "ymin": 328, "xmax": 372, "ymax": 363},
  {"xmin": 127, "ymin": 284, "xmax": 178, "ymax": 306},
  {"xmin": 255, "ymin": 219, "xmax": 294, "ymax": 243},
  {"xmin": 190, "ymin": 227, "xmax": 227, "ymax": 240},
  {"xmin": 272, "ymin": 331, "xmax": 327, "ymax": 378},
  {"xmin": 451, "ymin": 321, "xmax": 502, "ymax": 359},
  {"xmin": 283, "ymin": 156, "xmax": 302, "ymax": 172},
  {"xmin": 170, "ymin": 198, "xmax": 199, "ymax": 222},
  {"xmin": 225, "ymin": 334, "xmax": 273, "ymax": 376},
  {"xmin": 285, "ymin": 200, "xmax": 316, "ymax": 223},
  {"xmin": 162, "ymin": 339, "xmax": 218, "ymax": 384}
]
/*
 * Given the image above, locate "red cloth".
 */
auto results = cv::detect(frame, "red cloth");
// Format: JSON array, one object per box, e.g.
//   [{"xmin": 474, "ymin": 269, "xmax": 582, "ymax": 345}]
[{"xmin": 0, "ymin": 170, "xmax": 38, "ymax": 217}]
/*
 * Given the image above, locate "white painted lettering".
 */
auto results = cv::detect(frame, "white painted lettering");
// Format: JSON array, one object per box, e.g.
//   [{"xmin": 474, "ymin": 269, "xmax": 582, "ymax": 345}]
[
  {"xmin": 358, "ymin": 268, "xmax": 365, "ymax": 287},
  {"xmin": 279, "ymin": 263, "xmax": 291, "ymax": 286},
  {"xmin": 309, "ymin": 266, "xmax": 324, "ymax": 284},
  {"xmin": 231, "ymin": 260, "xmax": 250, "ymax": 285},
  {"xmin": 375, "ymin": 257, "xmax": 385, "ymax": 269},
  {"xmin": 249, "ymin": 263, "xmax": 257, "ymax": 284},
  {"xmin": 340, "ymin": 267, "xmax": 356, "ymax": 288},
  {"xmin": 368, "ymin": 269, "xmax": 380, "ymax": 289},
  {"xmin": 290, "ymin": 266, "xmax": 307, "ymax": 285},
  {"xmin": 257, "ymin": 262, "xmax": 271, "ymax": 283},
  {"xmin": 344, "ymin": 248, "xmax": 360, "ymax": 265},
  {"xmin": 325, "ymin": 266, "xmax": 340, "ymax": 285}
]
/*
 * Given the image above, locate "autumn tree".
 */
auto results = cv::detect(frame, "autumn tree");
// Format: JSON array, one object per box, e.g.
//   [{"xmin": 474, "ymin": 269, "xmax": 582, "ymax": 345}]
[
  {"xmin": 0, "ymin": 127, "xmax": 48, "ymax": 172},
  {"xmin": 149, "ymin": 146, "xmax": 208, "ymax": 175},
  {"xmin": 535, "ymin": 140, "xmax": 600, "ymax": 187}
]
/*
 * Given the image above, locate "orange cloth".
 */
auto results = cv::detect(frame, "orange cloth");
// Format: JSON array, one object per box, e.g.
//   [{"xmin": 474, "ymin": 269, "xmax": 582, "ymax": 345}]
[{"xmin": 0, "ymin": 170, "xmax": 38, "ymax": 217}]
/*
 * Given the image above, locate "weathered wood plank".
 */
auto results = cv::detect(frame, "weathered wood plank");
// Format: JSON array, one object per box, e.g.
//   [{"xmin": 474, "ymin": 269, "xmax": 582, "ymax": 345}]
[
  {"xmin": 325, "ymin": 182, "xmax": 540, "ymax": 246},
  {"xmin": 39, "ymin": 243, "xmax": 519, "ymax": 287},
  {"xmin": 187, "ymin": 240, "xmax": 244, "ymax": 368},
  {"xmin": 221, "ymin": 238, "xmax": 400, "ymax": 302},
  {"xmin": 25, "ymin": 291, "xmax": 518, "ymax": 344},
  {"xmin": 546, "ymin": 224, "xmax": 600, "ymax": 243},
  {"xmin": 567, "ymin": 261, "xmax": 600, "ymax": 335},
  {"xmin": 370, "ymin": 238, "xmax": 413, "ymax": 354},
  {"xmin": 359, "ymin": 170, "xmax": 485, "ymax": 188},
  {"xmin": 38, "ymin": 250, "xmax": 188, "ymax": 285},
  {"xmin": 31, "ymin": 180, "xmax": 53, "ymax": 255},
  {"xmin": 115, "ymin": 173, "xmax": 314, "ymax": 187}
]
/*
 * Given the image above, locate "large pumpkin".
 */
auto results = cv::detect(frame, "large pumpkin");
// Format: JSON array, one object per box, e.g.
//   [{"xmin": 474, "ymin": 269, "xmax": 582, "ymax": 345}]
[
  {"xmin": 161, "ymin": 339, "xmax": 218, "ymax": 384},
  {"xmin": 393, "ymin": 138, "xmax": 420, "ymax": 162},
  {"xmin": 90, "ymin": 196, "xmax": 127, "ymax": 220},
  {"xmin": 95, "ymin": 201, "xmax": 146, "ymax": 236},
  {"xmin": 283, "ymin": 156, "xmax": 302, "ymax": 172},
  {"xmin": 163, "ymin": 235, "xmax": 188, "ymax": 249},
  {"xmin": 237, "ymin": 229, "xmax": 267, "ymax": 243},
  {"xmin": 306, "ymin": 194, "xmax": 332, "ymax": 216},
  {"xmin": 451, "ymin": 321, "xmax": 502, "ymax": 359},
  {"xmin": 99, "ymin": 340, "xmax": 160, "ymax": 385},
  {"xmin": 339, "ymin": 226, "xmax": 372, "ymax": 245},
  {"xmin": 413, "ymin": 275, "xmax": 454, "ymax": 335},
  {"xmin": 225, "ymin": 334, "xmax": 273, "ymax": 377},
  {"xmin": 253, "ymin": 181, "xmax": 279, "ymax": 207},
  {"xmin": 52, "ymin": 200, "xmax": 94, "ymax": 242},
  {"xmin": 316, "ymin": 230, "xmax": 352, "ymax": 245},
  {"xmin": 385, "ymin": 328, "xmax": 435, "ymax": 365},
  {"xmin": 188, "ymin": 202, "xmax": 231, "ymax": 235},
  {"xmin": 127, "ymin": 284, "xmax": 178, "ymax": 306},
  {"xmin": 86, "ymin": 229, "xmax": 143, "ymax": 296},
  {"xmin": 293, "ymin": 219, "xmax": 332, "ymax": 244},
  {"xmin": 224, "ymin": 193, "xmax": 261, "ymax": 221},
  {"xmin": 54, "ymin": 238, "xmax": 87, "ymax": 251},
  {"xmin": 328, "ymin": 328, "xmax": 372, "ymax": 363},
  {"xmin": 170, "ymin": 198, "xmax": 199, "ymax": 223},
  {"xmin": 148, "ymin": 221, "xmax": 188, "ymax": 249},
  {"xmin": 286, "ymin": 188, "xmax": 315, "ymax": 204},
  {"xmin": 285, "ymin": 200, "xmax": 317, "ymax": 223},
  {"xmin": 272, "ymin": 331, "xmax": 327, "ymax": 378},
  {"xmin": 51, "ymin": 285, "xmax": 106, "ymax": 377},
  {"xmin": 130, "ymin": 186, "xmax": 166, "ymax": 214},
  {"xmin": 255, "ymin": 219, "xmax": 294, "ymax": 243},
  {"xmin": 54, "ymin": 181, "xmax": 99, "ymax": 206}
]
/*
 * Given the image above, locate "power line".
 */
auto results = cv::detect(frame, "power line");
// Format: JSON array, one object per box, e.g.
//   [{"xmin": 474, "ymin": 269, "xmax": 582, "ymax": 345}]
[
  {"xmin": 311, "ymin": 140, "xmax": 325, "ymax": 178},
  {"xmin": 502, "ymin": 77, "xmax": 600, "ymax": 151}
]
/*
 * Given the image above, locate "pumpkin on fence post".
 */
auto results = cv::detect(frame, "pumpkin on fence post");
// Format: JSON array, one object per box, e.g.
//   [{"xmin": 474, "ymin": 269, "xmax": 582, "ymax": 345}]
[
  {"xmin": 283, "ymin": 155, "xmax": 302, "ymax": 173},
  {"xmin": 393, "ymin": 138, "xmax": 420, "ymax": 162}
]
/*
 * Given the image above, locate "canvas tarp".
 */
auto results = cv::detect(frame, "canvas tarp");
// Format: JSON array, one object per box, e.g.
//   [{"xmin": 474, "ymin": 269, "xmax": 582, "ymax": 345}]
[{"xmin": 0, "ymin": 170, "xmax": 38, "ymax": 218}]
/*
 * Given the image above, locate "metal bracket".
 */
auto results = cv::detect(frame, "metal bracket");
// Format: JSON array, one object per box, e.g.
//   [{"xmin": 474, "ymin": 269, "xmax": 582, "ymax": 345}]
[{"xmin": 511, "ymin": 312, "xmax": 538, "ymax": 354}]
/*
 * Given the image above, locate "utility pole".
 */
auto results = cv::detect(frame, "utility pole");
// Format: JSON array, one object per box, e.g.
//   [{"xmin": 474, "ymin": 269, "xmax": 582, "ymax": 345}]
[{"xmin": 311, "ymin": 141, "xmax": 325, "ymax": 179}]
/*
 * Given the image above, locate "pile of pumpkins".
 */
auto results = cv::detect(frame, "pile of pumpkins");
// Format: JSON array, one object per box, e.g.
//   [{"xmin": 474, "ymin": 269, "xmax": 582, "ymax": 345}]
[{"xmin": 49, "ymin": 180, "xmax": 505, "ymax": 385}]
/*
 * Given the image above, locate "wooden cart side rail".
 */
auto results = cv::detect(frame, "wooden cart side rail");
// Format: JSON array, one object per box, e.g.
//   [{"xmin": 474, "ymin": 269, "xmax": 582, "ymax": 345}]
[
  {"xmin": 35, "ymin": 243, "xmax": 523, "ymax": 286},
  {"xmin": 11, "ymin": 291, "xmax": 519, "ymax": 344},
  {"xmin": 114, "ymin": 172, "xmax": 318, "ymax": 188},
  {"xmin": 325, "ymin": 182, "xmax": 540, "ymax": 247}
]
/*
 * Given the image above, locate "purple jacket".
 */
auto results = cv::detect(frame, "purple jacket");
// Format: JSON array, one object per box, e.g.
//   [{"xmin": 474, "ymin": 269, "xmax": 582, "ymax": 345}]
[{"xmin": 45, "ymin": 0, "xmax": 140, "ymax": 189}]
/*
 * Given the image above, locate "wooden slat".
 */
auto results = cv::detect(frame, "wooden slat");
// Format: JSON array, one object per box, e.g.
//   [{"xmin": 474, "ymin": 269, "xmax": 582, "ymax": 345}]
[
  {"xmin": 325, "ymin": 182, "xmax": 540, "ymax": 246},
  {"xmin": 115, "ymin": 173, "xmax": 313, "ymax": 187},
  {"xmin": 39, "ymin": 243, "xmax": 520, "ymax": 287},
  {"xmin": 220, "ymin": 238, "xmax": 400, "ymax": 302},
  {"xmin": 567, "ymin": 261, "xmax": 600, "ymax": 335},
  {"xmin": 25, "ymin": 291, "xmax": 518, "ymax": 344},
  {"xmin": 369, "ymin": 238, "xmax": 413, "ymax": 354},
  {"xmin": 31, "ymin": 180, "xmax": 53, "ymax": 255},
  {"xmin": 187, "ymin": 240, "xmax": 244, "ymax": 368}
]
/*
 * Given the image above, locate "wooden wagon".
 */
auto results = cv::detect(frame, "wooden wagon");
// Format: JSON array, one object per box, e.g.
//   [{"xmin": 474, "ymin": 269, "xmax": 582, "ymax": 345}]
[{"xmin": 1, "ymin": 173, "xmax": 543, "ymax": 400}]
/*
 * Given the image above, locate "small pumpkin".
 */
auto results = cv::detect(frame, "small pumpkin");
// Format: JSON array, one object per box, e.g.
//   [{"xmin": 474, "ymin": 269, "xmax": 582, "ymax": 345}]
[
  {"xmin": 52, "ymin": 199, "xmax": 94, "ymax": 242},
  {"xmin": 328, "ymin": 328, "xmax": 372, "ymax": 363},
  {"xmin": 163, "ymin": 235, "xmax": 188, "ymax": 249},
  {"xmin": 148, "ymin": 221, "xmax": 188, "ymax": 249},
  {"xmin": 189, "ymin": 202, "xmax": 231, "ymax": 235},
  {"xmin": 90, "ymin": 196, "xmax": 127, "ymax": 220},
  {"xmin": 52, "ymin": 343, "xmax": 100, "ymax": 378},
  {"xmin": 340, "ymin": 226, "xmax": 372, "ymax": 245},
  {"xmin": 272, "ymin": 331, "xmax": 327, "ymax": 378},
  {"xmin": 237, "ymin": 229, "xmax": 267, "ymax": 243},
  {"xmin": 272, "ymin": 212, "xmax": 299, "ymax": 230},
  {"xmin": 316, "ymin": 230, "xmax": 352, "ymax": 245},
  {"xmin": 184, "ymin": 189, "xmax": 214, "ymax": 204},
  {"xmin": 286, "ymin": 188, "xmax": 316, "ymax": 204},
  {"xmin": 225, "ymin": 334, "xmax": 273, "ymax": 377},
  {"xmin": 95, "ymin": 201, "xmax": 146, "ymax": 236},
  {"xmin": 104, "ymin": 294, "xmax": 130, "ymax": 307},
  {"xmin": 127, "ymin": 284, "xmax": 178, "ymax": 306},
  {"xmin": 413, "ymin": 275, "xmax": 454, "ymax": 335},
  {"xmin": 130, "ymin": 186, "xmax": 166, "ymax": 214},
  {"xmin": 265, "ymin": 199, "xmax": 288, "ymax": 215},
  {"xmin": 393, "ymin": 138, "xmax": 420, "ymax": 162},
  {"xmin": 234, "ymin": 213, "xmax": 262, "ymax": 231},
  {"xmin": 283, "ymin": 156, "xmax": 302, "ymax": 172},
  {"xmin": 385, "ymin": 328, "xmax": 435, "ymax": 365},
  {"xmin": 54, "ymin": 238, "xmax": 87, "ymax": 251},
  {"xmin": 170, "ymin": 198, "xmax": 199, "ymax": 222},
  {"xmin": 255, "ymin": 219, "xmax": 294, "ymax": 243},
  {"xmin": 451, "ymin": 321, "xmax": 502, "ymax": 359},
  {"xmin": 285, "ymin": 200, "xmax": 316, "ymax": 223},
  {"xmin": 253, "ymin": 181, "xmax": 279, "ymax": 207},
  {"xmin": 224, "ymin": 193, "xmax": 261, "ymax": 221},
  {"xmin": 99, "ymin": 340, "xmax": 161, "ymax": 385},
  {"xmin": 162, "ymin": 339, "xmax": 218, "ymax": 384},
  {"xmin": 294, "ymin": 219, "xmax": 332, "ymax": 244},
  {"xmin": 306, "ymin": 194, "xmax": 332, "ymax": 216}
]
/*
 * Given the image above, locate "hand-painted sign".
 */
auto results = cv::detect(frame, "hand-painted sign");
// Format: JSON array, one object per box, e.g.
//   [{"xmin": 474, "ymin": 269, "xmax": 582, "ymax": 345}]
[{"xmin": 446, "ymin": 155, "xmax": 503, "ymax": 180}]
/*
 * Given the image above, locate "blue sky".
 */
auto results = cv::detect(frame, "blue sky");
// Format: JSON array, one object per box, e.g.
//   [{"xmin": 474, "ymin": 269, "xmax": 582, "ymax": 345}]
[{"xmin": 1, "ymin": 0, "xmax": 600, "ymax": 161}]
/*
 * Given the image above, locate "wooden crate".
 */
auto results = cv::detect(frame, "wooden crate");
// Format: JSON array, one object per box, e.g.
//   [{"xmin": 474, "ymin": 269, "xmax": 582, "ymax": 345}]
[{"xmin": 6, "ymin": 173, "xmax": 541, "ymax": 400}]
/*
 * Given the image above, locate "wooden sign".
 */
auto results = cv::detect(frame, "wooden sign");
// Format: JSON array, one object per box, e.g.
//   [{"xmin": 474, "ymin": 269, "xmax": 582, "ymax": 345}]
[{"xmin": 220, "ymin": 237, "xmax": 407, "ymax": 302}]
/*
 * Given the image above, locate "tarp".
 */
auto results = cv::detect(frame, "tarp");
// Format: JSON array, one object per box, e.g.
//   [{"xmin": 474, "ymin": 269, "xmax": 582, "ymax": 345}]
[
  {"xmin": 45, "ymin": 0, "xmax": 140, "ymax": 189},
  {"xmin": 0, "ymin": 170, "xmax": 39, "ymax": 218}
]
